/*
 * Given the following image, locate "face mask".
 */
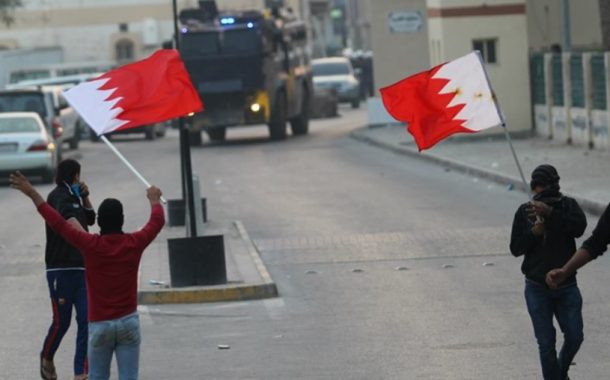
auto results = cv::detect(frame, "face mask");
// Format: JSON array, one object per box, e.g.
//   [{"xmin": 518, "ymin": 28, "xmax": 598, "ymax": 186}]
[{"xmin": 71, "ymin": 184, "xmax": 81, "ymax": 198}]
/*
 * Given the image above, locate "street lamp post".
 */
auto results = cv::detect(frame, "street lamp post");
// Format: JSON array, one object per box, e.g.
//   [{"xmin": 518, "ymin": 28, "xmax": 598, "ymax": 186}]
[
  {"xmin": 166, "ymin": 0, "xmax": 227, "ymax": 288},
  {"xmin": 172, "ymin": 0, "xmax": 198, "ymax": 237}
]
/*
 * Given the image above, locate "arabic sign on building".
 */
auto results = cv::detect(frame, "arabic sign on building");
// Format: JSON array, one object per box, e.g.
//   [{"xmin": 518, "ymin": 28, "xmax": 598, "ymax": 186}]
[{"xmin": 387, "ymin": 11, "xmax": 424, "ymax": 33}]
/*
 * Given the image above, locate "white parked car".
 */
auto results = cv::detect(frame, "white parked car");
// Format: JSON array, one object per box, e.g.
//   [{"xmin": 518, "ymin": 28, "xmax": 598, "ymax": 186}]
[
  {"xmin": 312, "ymin": 57, "xmax": 361, "ymax": 109},
  {"xmin": 0, "ymin": 87, "xmax": 81, "ymax": 151},
  {"xmin": 0, "ymin": 112, "xmax": 59, "ymax": 183}
]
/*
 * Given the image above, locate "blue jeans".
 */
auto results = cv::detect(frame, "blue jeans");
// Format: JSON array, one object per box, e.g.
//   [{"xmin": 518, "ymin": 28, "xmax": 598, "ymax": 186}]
[
  {"xmin": 524, "ymin": 280, "xmax": 584, "ymax": 380},
  {"xmin": 42, "ymin": 269, "xmax": 88, "ymax": 375},
  {"xmin": 88, "ymin": 312, "xmax": 141, "ymax": 380}
]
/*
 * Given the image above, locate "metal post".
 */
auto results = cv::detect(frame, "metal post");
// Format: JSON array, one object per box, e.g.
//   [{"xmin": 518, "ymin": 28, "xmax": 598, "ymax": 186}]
[
  {"xmin": 475, "ymin": 51, "xmax": 533, "ymax": 199},
  {"xmin": 561, "ymin": 0, "xmax": 571, "ymax": 52},
  {"xmin": 172, "ymin": 0, "xmax": 198, "ymax": 237}
]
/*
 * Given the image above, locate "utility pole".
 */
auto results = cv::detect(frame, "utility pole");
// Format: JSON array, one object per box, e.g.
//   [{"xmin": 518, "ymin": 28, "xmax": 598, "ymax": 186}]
[{"xmin": 172, "ymin": 0, "xmax": 198, "ymax": 237}]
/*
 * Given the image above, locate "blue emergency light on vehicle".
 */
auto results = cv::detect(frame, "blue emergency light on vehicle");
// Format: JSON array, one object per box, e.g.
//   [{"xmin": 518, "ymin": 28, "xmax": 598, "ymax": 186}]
[{"xmin": 220, "ymin": 17, "xmax": 235, "ymax": 25}]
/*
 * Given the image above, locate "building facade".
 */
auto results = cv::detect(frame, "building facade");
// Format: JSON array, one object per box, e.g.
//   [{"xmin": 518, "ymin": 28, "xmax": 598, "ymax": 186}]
[
  {"xmin": 365, "ymin": 0, "xmax": 603, "ymax": 133},
  {"xmin": 0, "ymin": 0, "xmax": 303, "ymax": 64}
]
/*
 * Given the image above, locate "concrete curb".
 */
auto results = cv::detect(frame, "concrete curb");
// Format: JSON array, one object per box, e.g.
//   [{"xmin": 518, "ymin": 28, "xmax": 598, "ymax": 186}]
[
  {"xmin": 138, "ymin": 221, "xmax": 278, "ymax": 305},
  {"xmin": 351, "ymin": 128, "xmax": 607, "ymax": 216}
]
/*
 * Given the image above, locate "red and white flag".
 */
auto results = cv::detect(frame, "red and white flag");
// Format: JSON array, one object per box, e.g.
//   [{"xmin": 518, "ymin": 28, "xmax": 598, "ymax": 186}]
[
  {"xmin": 63, "ymin": 49, "xmax": 203, "ymax": 136},
  {"xmin": 380, "ymin": 52, "xmax": 502, "ymax": 151}
]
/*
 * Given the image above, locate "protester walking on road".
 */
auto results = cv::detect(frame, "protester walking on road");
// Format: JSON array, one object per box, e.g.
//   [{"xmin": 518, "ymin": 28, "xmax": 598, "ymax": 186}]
[
  {"xmin": 10, "ymin": 171, "xmax": 165, "ymax": 380},
  {"xmin": 547, "ymin": 203, "xmax": 610, "ymax": 288},
  {"xmin": 41, "ymin": 159, "xmax": 95, "ymax": 380},
  {"xmin": 510, "ymin": 164, "xmax": 587, "ymax": 380}
]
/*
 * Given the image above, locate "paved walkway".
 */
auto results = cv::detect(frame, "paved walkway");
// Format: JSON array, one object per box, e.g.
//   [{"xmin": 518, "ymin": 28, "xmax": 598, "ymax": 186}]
[{"xmin": 352, "ymin": 124, "xmax": 610, "ymax": 215}]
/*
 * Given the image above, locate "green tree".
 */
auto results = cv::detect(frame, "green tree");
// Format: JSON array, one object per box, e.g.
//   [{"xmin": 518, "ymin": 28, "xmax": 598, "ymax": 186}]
[{"xmin": 0, "ymin": 0, "xmax": 22, "ymax": 27}]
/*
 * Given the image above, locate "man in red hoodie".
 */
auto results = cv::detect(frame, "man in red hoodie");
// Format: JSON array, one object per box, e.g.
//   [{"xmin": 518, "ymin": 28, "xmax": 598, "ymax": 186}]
[{"xmin": 10, "ymin": 171, "xmax": 165, "ymax": 380}]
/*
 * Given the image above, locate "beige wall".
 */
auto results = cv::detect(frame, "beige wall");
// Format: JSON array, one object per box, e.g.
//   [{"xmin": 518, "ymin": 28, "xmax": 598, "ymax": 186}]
[
  {"xmin": 527, "ymin": 0, "xmax": 602, "ymax": 51},
  {"xmin": 426, "ymin": 1, "xmax": 531, "ymax": 131},
  {"xmin": 368, "ymin": 0, "xmax": 430, "ymax": 92}
]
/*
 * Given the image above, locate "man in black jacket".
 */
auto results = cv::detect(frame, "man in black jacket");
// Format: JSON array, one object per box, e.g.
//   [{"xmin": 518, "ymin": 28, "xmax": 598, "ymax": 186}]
[
  {"xmin": 40, "ymin": 159, "xmax": 95, "ymax": 380},
  {"xmin": 510, "ymin": 164, "xmax": 587, "ymax": 380},
  {"xmin": 547, "ymin": 204, "xmax": 610, "ymax": 286}
]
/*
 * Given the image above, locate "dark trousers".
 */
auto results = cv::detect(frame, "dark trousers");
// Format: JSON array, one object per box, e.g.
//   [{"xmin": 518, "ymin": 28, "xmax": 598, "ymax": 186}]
[
  {"xmin": 525, "ymin": 279, "xmax": 584, "ymax": 380},
  {"xmin": 41, "ymin": 270, "xmax": 88, "ymax": 375}
]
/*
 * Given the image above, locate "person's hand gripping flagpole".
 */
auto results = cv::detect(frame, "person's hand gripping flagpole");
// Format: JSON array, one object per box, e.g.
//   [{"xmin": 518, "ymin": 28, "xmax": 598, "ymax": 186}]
[{"xmin": 62, "ymin": 49, "xmax": 204, "ymax": 203}]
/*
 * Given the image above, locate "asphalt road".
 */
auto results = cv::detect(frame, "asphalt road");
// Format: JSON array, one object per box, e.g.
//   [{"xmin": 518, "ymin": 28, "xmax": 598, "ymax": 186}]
[{"xmin": 2, "ymin": 106, "xmax": 610, "ymax": 379}]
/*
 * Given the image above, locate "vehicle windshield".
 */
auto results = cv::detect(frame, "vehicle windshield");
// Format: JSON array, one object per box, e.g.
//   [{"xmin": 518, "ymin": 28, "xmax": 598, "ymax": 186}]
[
  {"xmin": 0, "ymin": 94, "xmax": 47, "ymax": 117},
  {"xmin": 181, "ymin": 29, "xmax": 261, "ymax": 58},
  {"xmin": 312, "ymin": 62, "xmax": 351, "ymax": 76},
  {"xmin": 0, "ymin": 117, "xmax": 41, "ymax": 134}
]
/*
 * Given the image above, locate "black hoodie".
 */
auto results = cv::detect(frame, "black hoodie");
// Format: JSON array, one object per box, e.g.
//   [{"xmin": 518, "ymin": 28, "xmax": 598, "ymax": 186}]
[
  {"xmin": 510, "ymin": 195, "xmax": 587, "ymax": 286},
  {"xmin": 581, "ymin": 203, "xmax": 610, "ymax": 259},
  {"xmin": 45, "ymin": 184, "xmax": 96, "ymax": 269}
]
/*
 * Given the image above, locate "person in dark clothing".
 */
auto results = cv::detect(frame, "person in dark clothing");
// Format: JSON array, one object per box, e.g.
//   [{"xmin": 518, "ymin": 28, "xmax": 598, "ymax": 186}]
[
  {"xmin": 510, "ymin": 164, "xmax": 587, "ymax": 380},
  {"xmin": 547, "ymin": 203, "xmax": 610, "ymax": 287},
  {"xmin": 41, "ymin": 159, "xmax": 95, "ymax": 380}
]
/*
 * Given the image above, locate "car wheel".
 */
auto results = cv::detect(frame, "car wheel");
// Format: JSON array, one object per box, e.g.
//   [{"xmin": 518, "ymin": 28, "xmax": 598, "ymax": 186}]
[
  {"xmin": 269, "ymin": 91, "xmax": 287, "ymax": 141},
  {"xmin": 41, "ymin": 168, "xmax": 55, "ymax": 184},
  {"xmin": 155, "ymin": 123, "xmax": 167, "ymax": 137},
  {"xmin": 145, "ymin": 125, "xmax": 156, "ymax": 140},
  {"xmin": 188, "ymin": 130, "xmax": 202, "ymax": 146},
  {"xmin": 69, "ymin": 135, "xmax": 79, "ymax": 150},
  {"xmin": 90, "ymin": 130, "xmax": 101, "ymax": 142},
  {"xmin": 290, "ymin": 88, "xmax": 310, "ymax": 136},
  {"xmin": 207, "ymin": 128, "xmax": 226, "ymax": 142},
  {"xmin": 351, "ymin": 99, "xmax": 360, "ymax": 109}
]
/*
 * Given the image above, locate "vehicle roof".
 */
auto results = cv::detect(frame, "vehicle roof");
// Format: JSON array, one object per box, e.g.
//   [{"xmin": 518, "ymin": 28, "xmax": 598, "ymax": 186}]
[
  {"xmin": 10, "ymin": 60, "xmax": 115, "ymax": 71},
  {"xmin": 0, "ymin": 111, "xmax": 44, "ymax": 120},
  {"xmin": 5, "ymin": 73, "xmax": 102, "ymax": 90},
  {"xmin": 312, "ymin": 57, "xmax": 350, "ymax": 65},
  {"xmin": 0, "ymin": 89, "xmax": 46, "ymax": 95}
]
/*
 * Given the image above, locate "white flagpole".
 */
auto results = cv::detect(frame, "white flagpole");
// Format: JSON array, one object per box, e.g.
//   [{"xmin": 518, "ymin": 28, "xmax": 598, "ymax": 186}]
[
  {"xmin": 474, "ymin": 51, "xmax": 532, "ymax": 199},
  {"xmin": 100, "ymin": 135, "xmax": 167, "ymax": 204}
]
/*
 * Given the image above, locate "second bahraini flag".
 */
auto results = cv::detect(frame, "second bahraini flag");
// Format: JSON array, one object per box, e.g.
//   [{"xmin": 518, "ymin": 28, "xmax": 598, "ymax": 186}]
[
  {"xmin": 380, "ymin": 52, "xmax": 502, "ymax": 151},
  {"xmin": 63, "ymin": 49, "xmax": 203, "ymax": 136}
]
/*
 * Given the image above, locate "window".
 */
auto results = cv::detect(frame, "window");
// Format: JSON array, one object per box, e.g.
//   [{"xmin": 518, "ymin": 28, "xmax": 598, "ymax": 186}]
[
  {"xmin": 312, "ymin": 61, "xmax": 351, "ymax": 76},
  {"xmin": 473, "ymin": 39, "xmax": 497, "ymax": 64},
  {"xmin": 115, "ymin": 39, "xmax": 135, "ymax": 63}
]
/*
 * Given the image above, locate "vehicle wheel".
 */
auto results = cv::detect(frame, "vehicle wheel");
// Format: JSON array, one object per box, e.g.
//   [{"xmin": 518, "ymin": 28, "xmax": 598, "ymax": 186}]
[
  {"xmin": 290, "ymin": 89, "xmax": 310, "ymax": 136},
  {"xmin": 207, "ymin": 128, "xmax": 226, "ymax": 142},
  {"xmin": 269, "ymin": 92, "xmax": 287, "ymax": 140},
  {"xmin": 69, "ymin": 136, "xmax": 79, "ymax": 150},
  {"xmin": 351, "ymin": 99, "xmax": 360, "ymax": 109},
  {"xmin": 188, "ymin": 130, "xmax": 202, "ymax": 146},
  {"xmin": 155, "ymin": 123, "xmax": 167, "ymax": 137},
  {"xmin": 41, "ymin": 168, "xmax": 55, "ymax": 184},
  {"xmin": 90, "ymin": 130, "xmax": 100, "ymax": 142},
  {"xmin": 69, "ymin": 125, "xmax": 80, "ymax": 149},
  {"xmin": 145, "ymin": 125, "xmax": 156, "ymax": 140}
]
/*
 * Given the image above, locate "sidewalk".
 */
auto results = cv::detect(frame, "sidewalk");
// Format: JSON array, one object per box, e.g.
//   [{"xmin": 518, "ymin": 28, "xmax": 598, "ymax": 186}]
[
  {"xmin": 137, "ymin": 220, "xmax": 277, "ymax": 304},
  {"xmin": 352, "ymin": 124, "xmax": 610, "ymax": 216}
]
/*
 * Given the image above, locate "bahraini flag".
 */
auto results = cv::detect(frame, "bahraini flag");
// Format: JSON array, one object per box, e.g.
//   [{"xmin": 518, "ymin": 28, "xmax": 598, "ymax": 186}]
[
  {"xmin": 380, "ymin": 51, "xmax": 502, "ymax": 151},
  {"xmin": 63, "ymin": 49, "xmax": 203, "ymax": 136}
]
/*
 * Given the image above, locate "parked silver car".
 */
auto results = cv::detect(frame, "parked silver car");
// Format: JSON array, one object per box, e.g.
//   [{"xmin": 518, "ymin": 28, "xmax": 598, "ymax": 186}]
[
  {"xmin": 0, "ymin": 87, "xmax": 81, "ymax": 151},
  {"xmin": 0, "ymin": 112, "xmax": 59, "ymax": 183},
  {"xmin": 312, "ymin": 57, "xmax": 361, "ymax": 109}
]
